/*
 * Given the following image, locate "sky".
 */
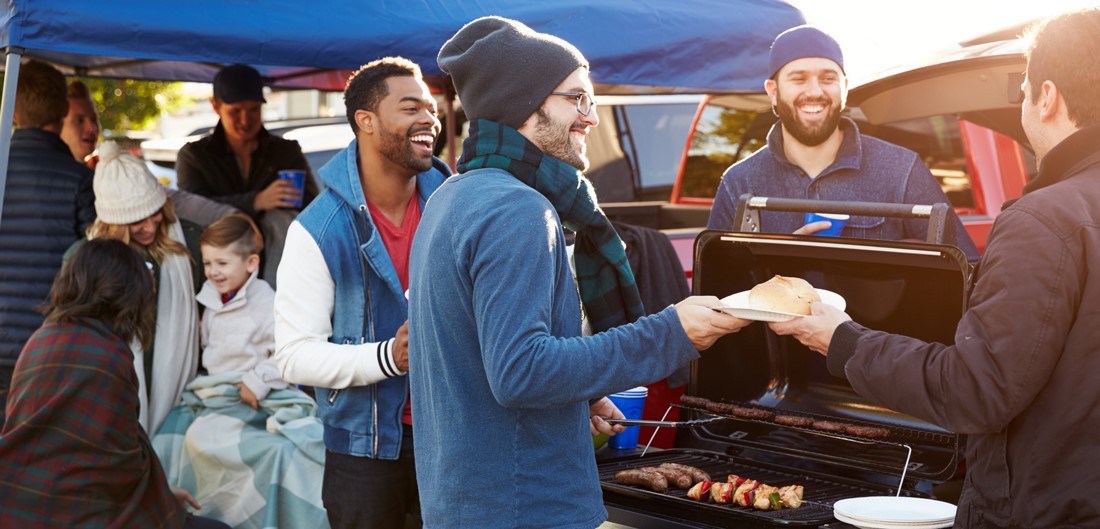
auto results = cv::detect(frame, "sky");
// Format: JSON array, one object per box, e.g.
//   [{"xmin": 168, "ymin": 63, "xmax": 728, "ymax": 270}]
[{"xmin": 786, "ymin": 0, "xmax": 1100, "ymax": 82}]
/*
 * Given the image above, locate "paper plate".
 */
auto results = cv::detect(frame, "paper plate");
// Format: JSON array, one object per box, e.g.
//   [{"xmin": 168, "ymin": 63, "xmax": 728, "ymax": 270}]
[
  {"xmin": 717, "ymin": 288, "xmax": 846, "ymax": 322},
  {"xmin": 833, "ymin": 496, "xmax": 956, "ymax": 527}
]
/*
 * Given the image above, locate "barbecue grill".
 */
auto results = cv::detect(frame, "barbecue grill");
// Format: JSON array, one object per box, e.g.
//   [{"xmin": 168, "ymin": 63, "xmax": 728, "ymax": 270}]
[{"xmin": 599, "ymin": 197, "xmax": 971, "ymax": 528}]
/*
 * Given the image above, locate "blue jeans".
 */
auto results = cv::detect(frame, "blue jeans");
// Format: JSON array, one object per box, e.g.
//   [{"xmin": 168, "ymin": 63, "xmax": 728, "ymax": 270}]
[{"xmin": 322, "ymin": 425, "xmax": 420, "ymax": 529}]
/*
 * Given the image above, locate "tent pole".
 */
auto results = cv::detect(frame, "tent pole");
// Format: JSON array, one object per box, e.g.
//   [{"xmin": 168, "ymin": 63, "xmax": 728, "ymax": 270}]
[{"xmin": 0, "ymin": 48, "xmax": 24, "ymax": 230}]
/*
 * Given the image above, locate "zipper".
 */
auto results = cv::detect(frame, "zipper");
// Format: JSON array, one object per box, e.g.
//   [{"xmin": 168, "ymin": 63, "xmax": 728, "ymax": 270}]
[
  {"xmin": 357, "ymin": 203, "xmax": 380, "ymax": 455},
  {"xmin": 357, "ymin": 205, "xmax": 375, "ymax": 344},
  {"xmin": 328, "ymin": 337, "xmax": 357, "ymax": 404}
]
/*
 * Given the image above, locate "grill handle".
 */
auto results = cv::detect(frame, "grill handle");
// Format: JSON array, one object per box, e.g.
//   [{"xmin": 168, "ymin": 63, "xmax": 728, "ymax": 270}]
[{"xmin": 732, "ymin": 194, "xmax": 954, "ymax": 245}]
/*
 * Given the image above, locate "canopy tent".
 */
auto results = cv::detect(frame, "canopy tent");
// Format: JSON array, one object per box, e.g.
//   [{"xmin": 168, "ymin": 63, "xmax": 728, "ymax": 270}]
[
  {"xmin": 2, "ymin": 0, "xmax": 803, "ymax": 91},
  {"xmin": 0, "ymin": 0, "xmax": 805, "ymax": 224}
]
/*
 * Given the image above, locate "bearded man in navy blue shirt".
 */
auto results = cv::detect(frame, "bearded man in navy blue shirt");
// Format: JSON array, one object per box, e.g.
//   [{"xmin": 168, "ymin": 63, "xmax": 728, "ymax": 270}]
[{"xmin": 707, "ymin": 25, "xmax": 979, "ymax": 263}]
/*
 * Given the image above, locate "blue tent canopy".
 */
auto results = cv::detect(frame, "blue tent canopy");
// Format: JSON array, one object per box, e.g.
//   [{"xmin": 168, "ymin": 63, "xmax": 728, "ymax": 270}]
[
  {"xmin": 0, "ymin": 0, "xmax": 804, "ymax": 225},
  {"xmin": 1, "ymin": 0, "xmax": 803, "ymax": 93}
]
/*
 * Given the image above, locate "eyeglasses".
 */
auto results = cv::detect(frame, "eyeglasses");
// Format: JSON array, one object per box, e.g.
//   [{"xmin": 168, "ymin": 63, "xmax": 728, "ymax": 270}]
[{"xmin": 550, "ymin": 91, "xmax": 596, "ymax": 116}]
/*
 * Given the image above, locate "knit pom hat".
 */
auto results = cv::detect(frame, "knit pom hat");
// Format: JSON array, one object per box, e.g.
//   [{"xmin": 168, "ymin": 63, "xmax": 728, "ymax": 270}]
[
  {"xmin": 438, "ymin": 16, "xmax": 588, "ymax": 129},
  {"xmin": 768, "ymin": 25, "xmax": 845, "ymax": 79},
  {"xmin": 93, "ymin": 142, "xmax": 167, "ymax": 224}
]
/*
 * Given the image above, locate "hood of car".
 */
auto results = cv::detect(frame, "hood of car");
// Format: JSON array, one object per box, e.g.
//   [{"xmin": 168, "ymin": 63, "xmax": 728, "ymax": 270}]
[{"xmin": 848, "ymin": 38, "xmax": 1029, "ymax": 149}]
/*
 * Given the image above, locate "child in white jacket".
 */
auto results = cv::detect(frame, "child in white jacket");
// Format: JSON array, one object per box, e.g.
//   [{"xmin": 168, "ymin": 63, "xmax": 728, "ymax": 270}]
[
  {"xmin": 156, "ymin": 215, "xmax": 328, "ymax": 527},
  {"xmin": 196, "ymin": 215, "xmax": 285, "ymax": 408}
]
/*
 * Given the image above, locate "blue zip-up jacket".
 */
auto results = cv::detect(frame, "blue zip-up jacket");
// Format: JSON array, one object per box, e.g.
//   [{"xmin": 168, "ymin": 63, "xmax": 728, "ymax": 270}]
[
  {"xmin": 274, "ymin": 140, "xmax": 448, "ymax": 458},
  {"xmin": 708, "ymin": 117, "xmax": 980, "ymax": 263}
]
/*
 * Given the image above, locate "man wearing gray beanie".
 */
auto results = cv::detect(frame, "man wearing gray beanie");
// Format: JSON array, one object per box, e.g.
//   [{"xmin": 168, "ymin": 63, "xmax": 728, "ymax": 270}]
[
  {"xmin": 408, "ymin": 16, "xmax": 747, "ymax": 529},
  {"xmin": 706, "ymin": 24, "xmax": 979, "ymax": 264}
]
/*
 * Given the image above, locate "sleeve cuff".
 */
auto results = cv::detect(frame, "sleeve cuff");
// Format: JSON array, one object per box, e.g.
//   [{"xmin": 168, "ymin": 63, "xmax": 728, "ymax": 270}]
[
  {"xmin": 242, "ymin": 372, "xmax": 272, "ymax": 401},
  {"xmin": 826, "ymin": 320, "xmax": 865, "ymax": 379},
  {"xmin": 377, "ymin": 338, "xmax": 406, "ymax": 377}
]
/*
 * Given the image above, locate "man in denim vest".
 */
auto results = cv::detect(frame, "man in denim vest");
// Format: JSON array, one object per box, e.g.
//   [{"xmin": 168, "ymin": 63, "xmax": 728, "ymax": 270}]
[{"xmin": 273, "ymin": 57, "xmax": 450, "ymax": 529}]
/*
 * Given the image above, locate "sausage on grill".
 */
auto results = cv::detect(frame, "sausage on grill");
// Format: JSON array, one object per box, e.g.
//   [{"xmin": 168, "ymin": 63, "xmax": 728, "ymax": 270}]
[
  {"xmin": 679, "ymin": 395, "xmax": 711, "ymax": 409},
  {"xmin": 731, "ymin": 405, "xmax": 774, "ymax": 421},
  {"xmin": 813, "ymin": 419, "xmax": 846, "ymax": 433},
  {"xmin": 845, "ymin": 424, "xmax": 891, "ymax": 439},
  {"xmin": 614, "ymin": 469, "xmax": 668, "ymax": 492},
  {"xmin": 659, "ymin": 462, "xmax": 711, "ymax": 484},
  {"xmin": 640, "ymin": 466, "xmax": 692, "ymax": 489},
  {"xmin": 775, "ymin": 415, "xmax": 814, "ymax": 427}
]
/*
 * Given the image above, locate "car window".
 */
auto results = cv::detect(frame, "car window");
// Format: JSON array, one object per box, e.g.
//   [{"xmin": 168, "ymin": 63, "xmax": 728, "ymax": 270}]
[
  {"xmin": 679, "ymin": 104, "xmax": 770, "ymax": 200},
  {"xmin": 619, "ymin": 104, "xmax": 698, "ymax": 196},
  {"xmin": 856, "ymin": 115, "xmax": 977, "ymax": 212},
  {"xmin": 587, "ymin": 102, "xmax": 698, "ymax": 203}
]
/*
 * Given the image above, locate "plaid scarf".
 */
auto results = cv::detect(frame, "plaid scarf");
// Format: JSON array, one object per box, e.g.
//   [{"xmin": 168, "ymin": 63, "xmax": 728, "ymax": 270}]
[{"xmin": 459, "ymin": 119, "xmax": 645, "ymax": 332}]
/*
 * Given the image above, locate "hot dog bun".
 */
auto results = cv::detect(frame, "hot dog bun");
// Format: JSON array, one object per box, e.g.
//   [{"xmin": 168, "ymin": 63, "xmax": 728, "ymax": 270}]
[{"xmin": 748, "ymin": 275, "xmax": 820, "ymax": 315}]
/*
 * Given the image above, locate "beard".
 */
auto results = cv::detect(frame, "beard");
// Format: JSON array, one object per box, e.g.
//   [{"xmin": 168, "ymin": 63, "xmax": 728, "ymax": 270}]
[
  {"xmin": 532, "ymin": 108, "xmax": 588, "ymax": 171},
  {"xmin": 774, "ymin": 89, "xmax": 843, "ymax": 147},
  {"xmin": 378, "ymin": 120, "xmax": 434, "ymax": 173}
]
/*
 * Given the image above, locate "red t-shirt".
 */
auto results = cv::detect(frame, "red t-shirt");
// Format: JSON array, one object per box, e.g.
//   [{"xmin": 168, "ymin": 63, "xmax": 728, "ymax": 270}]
[{"xmin": 366, "ymin": 191, "xmax": 421, "ymax": 426}]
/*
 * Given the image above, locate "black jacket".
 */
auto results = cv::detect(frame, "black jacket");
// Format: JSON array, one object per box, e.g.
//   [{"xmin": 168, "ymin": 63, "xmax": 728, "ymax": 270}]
[
  {"xmin": 0, "ymin": 128, "xmax": 95, "ymax": 366},
  {"xmin": 830, "ymin": 124, "xmax": 1100, "ymax": 528},
  {"xmin": 175, "ymin": 122, "xmax": 318, "ymax": 217}
]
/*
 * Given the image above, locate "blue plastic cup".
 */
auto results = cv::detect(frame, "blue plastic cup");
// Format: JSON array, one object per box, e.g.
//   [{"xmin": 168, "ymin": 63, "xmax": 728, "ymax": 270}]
[
  {"xmin": 803, "ymin": 212, "xmax": 849, "ymax": 237},
  {"xmin": 278, "ymin": 170, "xmax": 306, "ymax": 208},
  {"xmin": 607, "ymin": 386, "xmax": 648, "ymax": 449}
]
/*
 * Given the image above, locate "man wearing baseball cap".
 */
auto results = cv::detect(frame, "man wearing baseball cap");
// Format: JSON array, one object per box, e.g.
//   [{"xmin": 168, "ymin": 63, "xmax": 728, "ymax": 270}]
[
  {"xmin": 706, "ymin": 25, "xmax": 978, "ymax": 263},
  {"xmin": 176, "ymin": 64, "xmax": 318, "ymax": 288},
  {"xmin": 407, "ymin": 16, "xmax": 746, "ymax": 529}
]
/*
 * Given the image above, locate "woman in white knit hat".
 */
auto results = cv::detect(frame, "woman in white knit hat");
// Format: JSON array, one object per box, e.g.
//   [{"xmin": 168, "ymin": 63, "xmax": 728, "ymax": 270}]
[{"xmin": 65, "ymin": 141, "xmax": 201, "ymax": 435}]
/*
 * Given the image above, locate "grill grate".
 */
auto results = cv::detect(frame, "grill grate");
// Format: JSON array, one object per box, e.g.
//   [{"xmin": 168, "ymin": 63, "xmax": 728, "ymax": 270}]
[
  {"xmin": 599, "ymin": 449, "xmax": 919, "ymax": 527},
  {"xmin": 673, "ymin": 401, "xmax": 959, "ymax": 483},
  {"xmin": 676, "ymin": 403, "xmax": 954, "ymax": 446}
]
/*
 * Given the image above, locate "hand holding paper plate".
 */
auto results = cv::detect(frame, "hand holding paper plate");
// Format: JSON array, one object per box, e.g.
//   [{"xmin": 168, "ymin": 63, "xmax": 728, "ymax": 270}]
[{"xmin": 717, "ymin": 275, "xmax": 846, "ymax": 322}]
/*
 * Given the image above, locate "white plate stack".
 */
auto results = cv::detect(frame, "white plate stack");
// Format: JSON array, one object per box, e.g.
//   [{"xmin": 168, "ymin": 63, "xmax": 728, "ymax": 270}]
[{"xmin": 833, "ymin": 496, "xmax": 957, "ymax": 529}]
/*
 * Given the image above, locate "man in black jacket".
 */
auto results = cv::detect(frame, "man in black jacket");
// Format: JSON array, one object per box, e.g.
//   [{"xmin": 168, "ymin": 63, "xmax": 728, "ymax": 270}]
[
  {"xmin": 0, "ymin": 60, "xmax": 96, "ymax": 421},
  {"xmin": 176, "ymin": 64, "xmax": 317, "ymax": 288},
  {"xmin": 771, "ymin": 9, "xmax": 1100, "ymax": 527}
]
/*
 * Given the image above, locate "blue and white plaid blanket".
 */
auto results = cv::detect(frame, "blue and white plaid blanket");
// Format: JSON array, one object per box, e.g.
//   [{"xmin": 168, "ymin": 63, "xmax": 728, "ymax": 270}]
[{"xmin": 153, "ymin": 372, "xmax": 329, "ymax": 529}]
